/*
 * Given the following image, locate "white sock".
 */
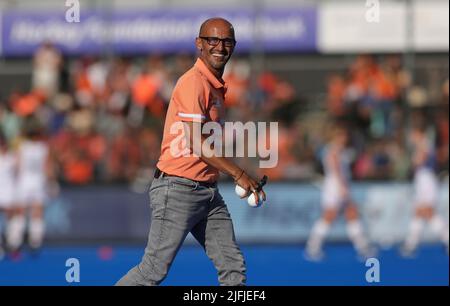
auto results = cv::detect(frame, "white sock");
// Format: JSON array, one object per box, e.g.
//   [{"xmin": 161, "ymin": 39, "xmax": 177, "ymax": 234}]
[
  {"xmin": 306, "ymin": 219, "xmax": 330, "ymax": 253},
  {"xmin": 7, "ymin": 215, "xmax": 26, "ymax": 251},
  {"xmin": 29, "ymin": 218, "xmax": 45, "ymax": 249},
  {"xmin": 429, "ymin": 215, "xmax": 449, "ymax": 247},
  {"xmin": 346, "ymin": 220, "xmax": 369, "ymax": 252},
  {"xmin": 404, "ymin": 217, "xmax": 424, "ymax": 251}
]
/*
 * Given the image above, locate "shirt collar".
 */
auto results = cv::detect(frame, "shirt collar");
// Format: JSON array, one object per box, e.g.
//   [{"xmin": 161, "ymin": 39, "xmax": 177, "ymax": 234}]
[{"xmin": 194, "ymin": 58, "xmax": 227, "ymax": 91}]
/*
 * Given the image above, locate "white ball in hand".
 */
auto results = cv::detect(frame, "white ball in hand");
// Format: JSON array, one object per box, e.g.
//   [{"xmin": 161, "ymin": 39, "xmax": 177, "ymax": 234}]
[
  {"xmin": 247, "ymin": 192, "xmax": 264, "ymax": 207},
  {"xmin": 235, "ymin": 185, "xmax": 248, "ymax": 198}
]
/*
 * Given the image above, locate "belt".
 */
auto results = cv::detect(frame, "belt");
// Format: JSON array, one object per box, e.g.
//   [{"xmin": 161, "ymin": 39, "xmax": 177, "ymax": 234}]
[{"xmin": 154, "ymin": 168, "xmax": 217, "ymax": 188}]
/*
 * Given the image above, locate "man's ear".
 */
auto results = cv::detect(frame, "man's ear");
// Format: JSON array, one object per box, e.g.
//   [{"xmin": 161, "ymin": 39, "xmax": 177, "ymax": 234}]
[{"xmin": 195, "ymin": 38, "xmax": 202, "ymax": 52}]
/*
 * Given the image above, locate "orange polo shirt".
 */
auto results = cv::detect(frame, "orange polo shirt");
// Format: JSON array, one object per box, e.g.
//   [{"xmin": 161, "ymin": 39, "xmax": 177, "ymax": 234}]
[{"xmin": 156, "ymin": 58, "xmax": 227, "ymax": 183}]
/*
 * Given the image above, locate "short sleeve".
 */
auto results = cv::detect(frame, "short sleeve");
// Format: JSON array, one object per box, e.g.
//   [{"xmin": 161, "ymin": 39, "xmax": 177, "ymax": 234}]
[{"xmin": 174, "ymin": 74, "xmax": 207, "ymax": 123}]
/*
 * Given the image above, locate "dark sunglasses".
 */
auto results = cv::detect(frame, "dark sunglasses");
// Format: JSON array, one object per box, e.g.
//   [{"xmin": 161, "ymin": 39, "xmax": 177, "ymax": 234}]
[{"xmin": 199, "ymin": 36, "xmax": 236, "ymax": 47}]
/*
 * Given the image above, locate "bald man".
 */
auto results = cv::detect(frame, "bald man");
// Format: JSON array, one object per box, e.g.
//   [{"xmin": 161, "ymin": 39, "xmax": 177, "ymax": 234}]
[{"xmin": 116, "ymin": 18, "xmax": 265, "ymax": 286}]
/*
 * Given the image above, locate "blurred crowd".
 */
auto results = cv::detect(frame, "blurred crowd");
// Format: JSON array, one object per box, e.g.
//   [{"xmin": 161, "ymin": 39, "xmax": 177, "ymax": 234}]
[
  {"xmin": 324, "ymin": 55, "xmax": 448, "ymax": 181},
  {"xmin": 0, "ymin": 43, "xmax": 448, "ymax": 185}
]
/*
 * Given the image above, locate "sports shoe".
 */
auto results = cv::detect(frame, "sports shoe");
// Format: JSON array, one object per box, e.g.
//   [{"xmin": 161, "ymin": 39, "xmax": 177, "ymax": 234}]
[
  {"xmin": 399, "ymin": 245, "xmax": 417, "ymax": 259},
  {"xmin": 304, "ymin": 247, "xmax": 324, "ymax": 262},
  {"xmin": 356, "ymin": 246, "xmax": 378, "ymax": 262}
]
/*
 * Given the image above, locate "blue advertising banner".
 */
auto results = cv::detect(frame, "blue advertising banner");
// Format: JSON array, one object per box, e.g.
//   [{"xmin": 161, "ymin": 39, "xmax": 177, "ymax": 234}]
[
  {"xmin": 38, "ymin": 181, "xmax": 449, "ymax": 246},
  {"xmin": 1, "ymin": 8, "xmax": 317, "ymax": 56}
]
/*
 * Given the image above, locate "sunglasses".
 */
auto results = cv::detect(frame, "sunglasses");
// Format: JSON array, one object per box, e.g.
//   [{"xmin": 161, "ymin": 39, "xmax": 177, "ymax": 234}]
[{"xmin": 199, "ymin": 36, "xmax": 236, "ymax": 47}]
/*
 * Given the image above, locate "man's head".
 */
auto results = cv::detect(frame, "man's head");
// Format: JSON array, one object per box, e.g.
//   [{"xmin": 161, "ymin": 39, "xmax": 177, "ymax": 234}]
[
  {"xmin": 409, "ymin": 123, "xmax": 427, "ymax": 146},
  {"xmin": 334, "ymin": 128, "xmax": 349, "ymax": 147},
  {"xmin": 328, "ymin": 122, "xmax": 349, "ymax": 147},
  {"xmin": 196, "ymin": 18, "xmax": 236, "ymax": 78},
  {"xmin": 409, "ymin": 114, "xmax": 427, "ymax": 145}
]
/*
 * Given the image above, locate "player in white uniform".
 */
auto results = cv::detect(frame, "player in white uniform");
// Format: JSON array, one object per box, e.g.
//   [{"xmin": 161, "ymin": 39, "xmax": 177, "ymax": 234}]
[
  {"xmin": 305, "ymin": 126, "xmax": 373, "ymax": 261},
  {"xmin": 0, "ymin": 132, "xmax": 17, "ymax": 259},
  {"xmin": 9, "ymin": 127, "xmax": 51, "ymax": 253},
  {"xmin": 401, "ymin": 124, "xmax": 449, "ymax": 256}
]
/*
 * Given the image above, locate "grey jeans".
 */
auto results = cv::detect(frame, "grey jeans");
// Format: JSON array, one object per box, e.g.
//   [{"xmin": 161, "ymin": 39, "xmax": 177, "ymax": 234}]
[{"xmin": 115, "ymin": 175, "xmax": 246, "ymax": 286}]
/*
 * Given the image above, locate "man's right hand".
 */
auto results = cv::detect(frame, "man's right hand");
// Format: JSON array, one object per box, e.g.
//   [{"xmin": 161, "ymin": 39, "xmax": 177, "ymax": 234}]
[{"xmin": 234, "ymin": 171, "xmax": 266, "ymax": 204}]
